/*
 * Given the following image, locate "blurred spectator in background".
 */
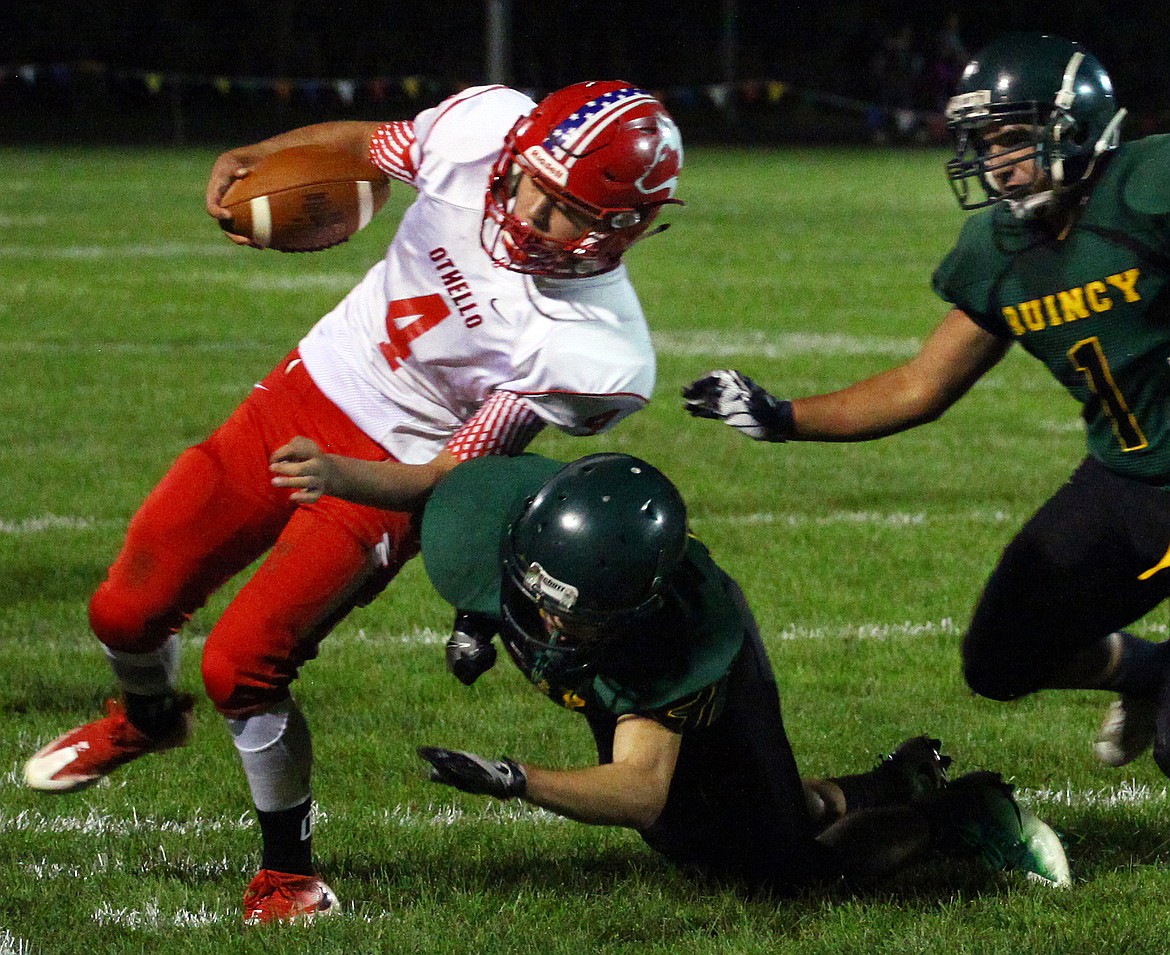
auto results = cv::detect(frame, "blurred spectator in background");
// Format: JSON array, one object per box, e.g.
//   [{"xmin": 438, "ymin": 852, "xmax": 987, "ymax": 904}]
[{"xmin": 929, "ymin": 13, "xmax": 969, "ymax": 110}]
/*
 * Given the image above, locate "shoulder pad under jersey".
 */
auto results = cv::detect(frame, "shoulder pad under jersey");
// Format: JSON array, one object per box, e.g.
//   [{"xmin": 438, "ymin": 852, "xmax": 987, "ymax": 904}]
[{"xmin": 1121, "ymin": 135, "xmax": 1170, "ymax": 216}]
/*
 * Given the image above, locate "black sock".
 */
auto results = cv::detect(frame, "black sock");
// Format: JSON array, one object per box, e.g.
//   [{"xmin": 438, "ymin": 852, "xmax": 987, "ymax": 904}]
[
  {"xmin": 123, "ymin": 692, "xmax": 183, "ymax": 738},
  {"xmin": 1106, "ymin": 632, "xmax": 1170, "ymax": 696},
  {"xmin": 258, "ymin": 798, "xmax": 315, "ymax": 876},
  {"xmin": 828, "ymin": 764, "xmax": 904, "ymax": 811},
  {"xmin": 1154, "ymin": 676, "xmax": 1170, "ymax": 777}
]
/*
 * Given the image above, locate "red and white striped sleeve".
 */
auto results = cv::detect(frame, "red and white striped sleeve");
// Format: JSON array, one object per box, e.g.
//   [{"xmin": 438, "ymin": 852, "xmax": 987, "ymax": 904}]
[
  {"xmin": 368, "ymin": 121, "xmax": 418, "ymax": 185},
  {"xmin": 445, "ymin": 391, "xmax": 544, "ymax": 462}
]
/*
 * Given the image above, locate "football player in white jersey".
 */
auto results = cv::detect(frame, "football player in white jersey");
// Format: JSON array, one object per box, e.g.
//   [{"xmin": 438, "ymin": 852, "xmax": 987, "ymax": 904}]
[{"xmin": 23, "ymin": 80, "xmax": 683, "ymax": 924}]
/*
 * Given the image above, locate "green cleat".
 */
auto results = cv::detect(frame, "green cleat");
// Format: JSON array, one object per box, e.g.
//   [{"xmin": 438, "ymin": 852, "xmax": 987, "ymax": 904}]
[
  {"xmin": 942, "ymin": 771, "xmax": 1071, "ymax": 887},
  {"xmin": 1017, "ymin": 806, "xmax": 1072, "ymax": 888}
]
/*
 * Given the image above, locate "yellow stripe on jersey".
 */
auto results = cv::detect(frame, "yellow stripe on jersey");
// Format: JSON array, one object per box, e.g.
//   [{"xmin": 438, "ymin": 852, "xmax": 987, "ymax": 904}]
[{"xmin": 1138, "ymin": 540, "xmax": 1170, "ymax": 580}]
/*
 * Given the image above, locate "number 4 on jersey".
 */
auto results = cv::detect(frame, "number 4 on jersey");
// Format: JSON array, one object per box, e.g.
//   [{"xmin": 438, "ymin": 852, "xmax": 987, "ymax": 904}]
[{"xmin": 380, "ymin": 293, "xmax": 450, "ymax": 370}]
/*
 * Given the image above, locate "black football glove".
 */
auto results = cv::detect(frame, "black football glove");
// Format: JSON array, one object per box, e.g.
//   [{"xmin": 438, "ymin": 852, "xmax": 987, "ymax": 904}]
[
  {"xmin": 682, "ymin": 369, "xmax": 794, "ymax": 442},
  {"xmin": 418, "ymin": 746, "xmax": 527, "ymax": 799},
  {"xmin": 445, "ymin": 611, "xmax": 499, "ymax": 686}
]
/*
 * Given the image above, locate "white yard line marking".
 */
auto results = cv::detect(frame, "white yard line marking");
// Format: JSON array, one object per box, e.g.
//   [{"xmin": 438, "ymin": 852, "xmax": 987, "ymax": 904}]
[
  {"xmin": 380, "ymin": 801, "xmax": 560, "ymax": 827},
  {"xmin": 0, "ymin": 243, "xmax": 235, "ymax": 260},
  {"xmin": 0, "ymin": 515, "xmax": 97, "ymax": 535},
  {"xmin": 4, "ymin": 789, "xmax": 1158, "ymax": 848},
  {"xmin": 652, "ymin": 330, "xmax": 921, "ymax": 358},
  {"xmin": 0, "ymin": 782, "xmax": 1158, "ymax": 931},
  {"xmin": 219, "ymin": 273, "xmax": 356, "ymax": 291},
  {"xmin": 349, "ymin": 627, "xmax": 448, "ymax": 646},
  {"xmin": 4, "ymin": 783, "xmax": 1160, "ymax": 923},
  {"xmin": 0, "ymin": 808, "xmax": 257, "ymax": 836},
  {"xmin": 0, "ymin": 801, "xmax": 556, "ymax": 841},
  {"xmin": 0, "ymin": 630, "xmax": 450, "ymax": 682},
  {"xmin": 10, "ymin": 616, "xmax": 1166, "ymax": 664},
  {"xmin": 0, "ymin": 930, "xmax": 32, "ymax": 955},
  {"xmin": 701, "ymin": 510, "xmax": 926, "ymax": 527},
  {"xmin": 1019, "ymin": 781, "xmax": 1170, "ymax": 808},
  {"xmin": 696, "ymin": 508, "xmax": 1017, "ymax": 528},
  {"xmin": 0, "ymin": 214, "xmax": 49, "ymax": 227},
  {"xmin": 0, "ymin": 340, "xmax": 278, "ymax": 354},
  {"xmin": 92, "ymin": 901, "xmax": 230, "ymax": 929},
  {"xmin": 23, "ymin": 854, "xmax": 240, "ymax": 881},
  {"xmin": 0, "ymin": 510, "xmax": 1021, "ymax": 537},
  {"xmin": 775, "ymin": 618, "xmax": 962, "ymax": 641},
  {"xmin": 770, "ymin": 619, "xmax": 1170, "ymax": 643}
]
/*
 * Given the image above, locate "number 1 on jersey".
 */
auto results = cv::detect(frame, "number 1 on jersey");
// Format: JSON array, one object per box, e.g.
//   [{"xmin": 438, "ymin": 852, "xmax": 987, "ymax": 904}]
[
  {"xmin": 380, "ymin": 294, "xmax": 451, "ymax": 370},
  {"xmin": 1068, "ymin": 336, "xmax": 1148, "ymax": 452}
]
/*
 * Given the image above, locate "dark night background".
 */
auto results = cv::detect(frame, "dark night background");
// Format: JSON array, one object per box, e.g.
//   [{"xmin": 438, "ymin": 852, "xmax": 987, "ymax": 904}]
[{"xmin": 1, "ymin": 1, "xmax": 1166, "ymax": 145}]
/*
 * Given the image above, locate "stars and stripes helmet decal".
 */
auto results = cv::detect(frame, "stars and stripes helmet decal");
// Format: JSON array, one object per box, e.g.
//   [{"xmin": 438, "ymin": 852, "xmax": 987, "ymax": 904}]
[{"xmin": 483, "ymin": 80, "xmax": 684, "ymax": 277}]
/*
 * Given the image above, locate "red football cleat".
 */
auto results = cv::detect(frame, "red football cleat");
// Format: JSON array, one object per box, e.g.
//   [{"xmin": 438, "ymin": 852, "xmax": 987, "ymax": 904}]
[
  {"xmin": 242, "ymin": 869, "xmax": 339, "ymax": 924},
  {"xmin": 23, "ymin": 696, "xmax": 193, "ymax": 793}
]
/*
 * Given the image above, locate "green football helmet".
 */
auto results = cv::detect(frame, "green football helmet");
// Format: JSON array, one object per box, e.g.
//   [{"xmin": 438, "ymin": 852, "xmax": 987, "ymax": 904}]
[
  {"xmin": 944, "ymin": 33, "xmax": 1126, "ymax": 216},
  {"xmin": 500, "ymin": 453, "xmax": 688, "ymax": 681}
]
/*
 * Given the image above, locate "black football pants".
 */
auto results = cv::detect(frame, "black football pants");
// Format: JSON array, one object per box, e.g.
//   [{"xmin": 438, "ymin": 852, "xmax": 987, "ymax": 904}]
[
  {"xmin": 585, "ymin": 583, "xmax": 841, "ymax": 893},
  {"xmin": 962, "ymin": 456, "xmax": 1170, "ymax": 701}
]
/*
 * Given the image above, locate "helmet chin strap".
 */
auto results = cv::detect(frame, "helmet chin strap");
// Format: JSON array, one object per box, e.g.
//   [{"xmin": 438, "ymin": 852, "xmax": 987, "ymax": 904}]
[
  {"xmin": 1054, "ymin": 52, "xmax": 1086, "ymax": 112},
  {"xmin": 1009, "ymin": 103, "xmax": 1127, "ymax": 222},
  {"xmin": 1094, "ymin": 107, "xmax": 1128, "ymax": 154},
  {"xmin": 1048, "ymin": 51, "xmax": 1087, "ymax": 190},
  {"xmin": 1015, "ymin": 46, "xmax": 1128, "ymax": 223},
  {"xmin": 1010, "ymin": 50, "xmax": 1127, "ymax": 224}
]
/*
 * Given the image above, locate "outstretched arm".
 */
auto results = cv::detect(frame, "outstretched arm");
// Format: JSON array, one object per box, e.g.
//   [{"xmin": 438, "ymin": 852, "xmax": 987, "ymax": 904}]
[
  {"xmin": 789, "ymin": 309, "xmax": 1011, "ymax": 440},
  {"xmin": 270, "ymin": 437, "xmax": 457, "ymax": 510},
  {"xmin": 521, "ymin": 715, "xmax": 681, "ymax": 829},
  {"xmin": 270, "ymin": 390, "xmax": 544, "ymax": 509},
  {"xmin": 684, "ymin": 309, "xmax": 1010, "ymax": 442},
  {"xmin": 419, "ymin": 714, "xmax": 681, "ymax": 831}
]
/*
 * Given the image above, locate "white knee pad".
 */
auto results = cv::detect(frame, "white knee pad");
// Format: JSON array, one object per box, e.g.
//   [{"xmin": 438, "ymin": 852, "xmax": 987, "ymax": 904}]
[{"xmin": 228, "ymin": 698, "xmax": 313, "ymax": 812}]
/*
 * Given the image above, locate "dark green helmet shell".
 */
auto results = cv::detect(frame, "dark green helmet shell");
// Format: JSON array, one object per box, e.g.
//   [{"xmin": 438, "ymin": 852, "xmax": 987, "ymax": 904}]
[
  {"xmin": 499, "ymin": 453, "xmax": 688, "ymax": 680},
  {"xmin": 505, "ymin": 452, "xmax": 687, "ymax": 623},
  {"xmin": 944, "ymin": 33, "xmax": 1125, "ymax": 212}
]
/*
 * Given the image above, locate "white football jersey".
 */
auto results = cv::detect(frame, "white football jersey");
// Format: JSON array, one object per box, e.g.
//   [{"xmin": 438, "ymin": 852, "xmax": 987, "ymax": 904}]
[{"xmin": 298, "ymin": 85, "xmax": 656, "ymax": 464}]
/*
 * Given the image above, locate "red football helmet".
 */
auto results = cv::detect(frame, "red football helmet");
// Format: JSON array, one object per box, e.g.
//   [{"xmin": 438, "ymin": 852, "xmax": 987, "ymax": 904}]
[{"xmin": 482, "ymin": 81, "xmax": 684, "ymax": 277}]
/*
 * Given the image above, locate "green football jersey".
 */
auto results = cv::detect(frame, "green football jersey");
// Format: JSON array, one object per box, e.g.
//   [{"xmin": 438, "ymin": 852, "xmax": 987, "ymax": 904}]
[
  {"xmin": 421, "ymin": 454, "xmax": 747, "ymax": 730},
  {"xmin": 933, "ymin": 135, "xmax": 1170, "ymax": 486}
]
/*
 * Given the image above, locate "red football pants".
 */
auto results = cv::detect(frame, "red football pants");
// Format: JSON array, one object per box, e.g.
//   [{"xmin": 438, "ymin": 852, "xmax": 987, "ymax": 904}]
[{"xmin": 88, "ymin": 351, "xmax": 420, "ymax": 717}]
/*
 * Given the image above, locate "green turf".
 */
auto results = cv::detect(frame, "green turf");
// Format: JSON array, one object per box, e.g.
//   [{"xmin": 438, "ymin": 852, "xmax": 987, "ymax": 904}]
[{"xmin": 3, "ymin": 144, "xmax": 1169, "ymax": 954}]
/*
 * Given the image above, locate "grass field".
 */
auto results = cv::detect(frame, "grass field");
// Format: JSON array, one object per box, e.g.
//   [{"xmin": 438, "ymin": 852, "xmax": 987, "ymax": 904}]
[{"xmin": 3, "ymin": 143, "xmax": 1169, "ymax": 954}]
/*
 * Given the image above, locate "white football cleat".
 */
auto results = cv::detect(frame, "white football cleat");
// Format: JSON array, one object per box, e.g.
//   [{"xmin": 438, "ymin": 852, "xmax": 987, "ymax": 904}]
[{"xmin": 1094, "ymin": 694, "xmax": 1157, "ymax": 768}]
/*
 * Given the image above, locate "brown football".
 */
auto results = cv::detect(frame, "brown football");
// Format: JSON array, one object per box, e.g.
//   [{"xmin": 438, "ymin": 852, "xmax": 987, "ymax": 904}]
[{"xmin": 219, "ymin": 145, "xmax": 391, "ymax": 252}]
